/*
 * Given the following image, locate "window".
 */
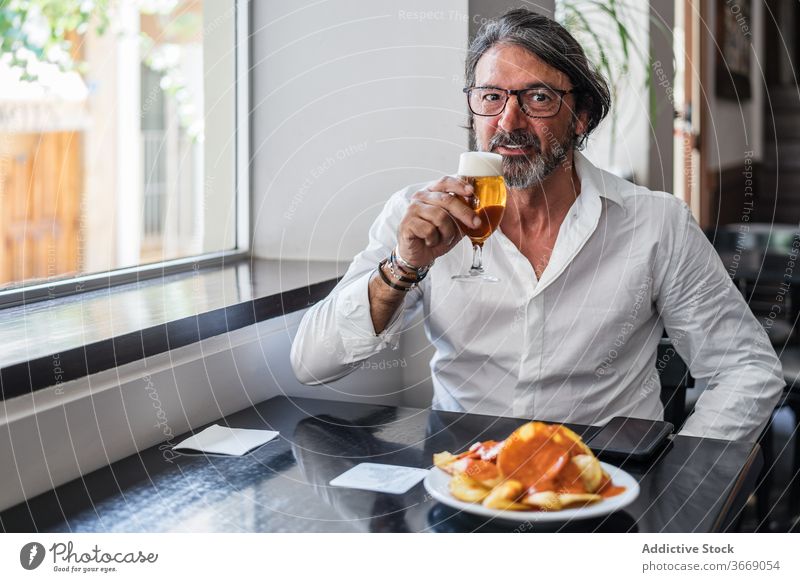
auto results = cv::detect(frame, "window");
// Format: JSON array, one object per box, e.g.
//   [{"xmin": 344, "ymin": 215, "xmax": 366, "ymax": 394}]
[
  {"xmin": 0, "ymin": 0, "xmax": 245, "ymax": 298},
  {"xmin": 556, "ymin": 0, "xmax": 651, "ymax": 184}
]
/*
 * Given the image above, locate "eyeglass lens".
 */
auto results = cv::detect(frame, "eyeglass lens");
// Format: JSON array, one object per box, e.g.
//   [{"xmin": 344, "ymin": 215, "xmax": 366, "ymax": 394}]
[{"xmin": 468, "ymin": 88, "xmax": 563, "ymax": 117}]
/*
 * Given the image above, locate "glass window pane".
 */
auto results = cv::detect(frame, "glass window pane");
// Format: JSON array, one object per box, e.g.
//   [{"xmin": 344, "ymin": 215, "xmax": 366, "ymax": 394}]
[{"xmin": 0, "ymin": 0, "xmax": 237, "ymax": 289}]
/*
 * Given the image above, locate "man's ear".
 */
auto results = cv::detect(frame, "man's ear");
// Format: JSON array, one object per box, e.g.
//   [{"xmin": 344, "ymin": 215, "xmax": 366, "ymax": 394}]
[{"xmin": 575, "ymin": 108, "xmax": 589, "ymax": 139}]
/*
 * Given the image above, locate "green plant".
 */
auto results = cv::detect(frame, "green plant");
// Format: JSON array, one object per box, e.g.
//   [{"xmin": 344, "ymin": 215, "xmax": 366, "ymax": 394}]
[
  {"xmin": 0, "ymin": 0, "xmax": 110, "ymax": 81},
  {"xmin": 0, "ymin": 0, "xmax": 202, "ymax": 140},
  {"xmin": 559, "ymin": 0, "xmax": 675, "ymax": 158}
]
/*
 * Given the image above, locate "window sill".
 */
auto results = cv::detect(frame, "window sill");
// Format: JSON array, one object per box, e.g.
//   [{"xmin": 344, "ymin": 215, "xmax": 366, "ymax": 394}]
[{"xmin": 0, "ymin": 258, "xmax": 347, "ymax": 400}]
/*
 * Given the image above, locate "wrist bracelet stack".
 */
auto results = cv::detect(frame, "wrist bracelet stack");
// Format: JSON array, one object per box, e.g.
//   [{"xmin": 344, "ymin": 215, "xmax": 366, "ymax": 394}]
[
  {"xmin": 393, "ymin": 247, "xmax": 433, "ymax": 279},
  {"xmin": 376, "ymin": 247, "xmax": 434, "ymax": 292}
]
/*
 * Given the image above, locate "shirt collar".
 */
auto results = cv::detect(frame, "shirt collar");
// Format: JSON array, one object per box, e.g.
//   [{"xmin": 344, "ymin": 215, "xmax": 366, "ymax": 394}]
[{"xmin": 573, "ymin": 150, "xmax": 625, "ymax": 210}]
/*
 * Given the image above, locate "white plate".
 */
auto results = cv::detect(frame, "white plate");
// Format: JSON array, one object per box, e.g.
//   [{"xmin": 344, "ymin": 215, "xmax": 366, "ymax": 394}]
[{"xmin": 423, "ymin": 461, "xmax": 639, "ymax": 522}]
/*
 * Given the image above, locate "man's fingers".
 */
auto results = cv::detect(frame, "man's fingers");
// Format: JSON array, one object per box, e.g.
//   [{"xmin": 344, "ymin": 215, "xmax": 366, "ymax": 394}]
[
  {"xmin": 413, "ymin": 204, "xmax": 461, "ymax": 244},
  {"xmin": 427, "ymin": 176, "xmax": 474, "ymax": 198},
  {"xmin": 406, "ymin": 216, "xmax": 441, "ymax": 248},
  {"xmin": 437, "ymin": 196, "xmax": 481, "ymax": 228},
  {"xmin": 411, "ymin": 187, "xmax": 481, "ymax": 229}
]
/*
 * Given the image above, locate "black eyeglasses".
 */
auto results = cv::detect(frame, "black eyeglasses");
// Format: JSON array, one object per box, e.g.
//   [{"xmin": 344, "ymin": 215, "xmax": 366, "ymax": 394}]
[{"xmin": 464, "ymin": 86, "xmax": 575, "ymax": 118}]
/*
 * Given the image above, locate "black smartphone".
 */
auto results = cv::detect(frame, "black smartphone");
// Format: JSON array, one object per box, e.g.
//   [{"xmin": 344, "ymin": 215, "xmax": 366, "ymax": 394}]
[{"xmin": 587, "ymin": 416, "xmax": 674, "ymax": 461}]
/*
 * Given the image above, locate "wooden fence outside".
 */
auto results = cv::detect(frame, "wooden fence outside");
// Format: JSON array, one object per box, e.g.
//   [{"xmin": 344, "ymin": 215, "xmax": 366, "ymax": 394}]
[{"xmin": 0, "ymin": 132, "xmax": 83, "ymax": 287}]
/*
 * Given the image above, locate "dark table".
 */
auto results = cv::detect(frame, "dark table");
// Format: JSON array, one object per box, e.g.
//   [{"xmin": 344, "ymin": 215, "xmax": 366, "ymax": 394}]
[{"xmin": 0, "ymin": 396, "xmax": 761, "ymax": 533}]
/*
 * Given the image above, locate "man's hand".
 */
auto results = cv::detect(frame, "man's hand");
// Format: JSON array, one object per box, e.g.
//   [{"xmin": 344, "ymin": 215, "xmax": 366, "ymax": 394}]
[
  {"xmin": 397, "ymin": 177, "xmax": 482, "ymax": 267},
  {"xmin": 368, "ymin": 177, "xmax": 481, "ymax": 335}
]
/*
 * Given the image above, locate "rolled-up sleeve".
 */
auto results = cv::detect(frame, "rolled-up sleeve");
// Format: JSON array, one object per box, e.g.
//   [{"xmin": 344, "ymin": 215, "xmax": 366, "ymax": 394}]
[
  {"xmin": 655, "ymin": 200, "xmax": 784, "ymax": 442},
  {"xmin": 290, "ymin": 185, "xmax": 424, "ymax": 385}
]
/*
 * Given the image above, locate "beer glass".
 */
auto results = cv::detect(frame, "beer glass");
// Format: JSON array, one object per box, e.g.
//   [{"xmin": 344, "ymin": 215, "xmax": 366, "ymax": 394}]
[{"xmin": 451, "ymin": 152, "xmax": 507, "ymax": 282}]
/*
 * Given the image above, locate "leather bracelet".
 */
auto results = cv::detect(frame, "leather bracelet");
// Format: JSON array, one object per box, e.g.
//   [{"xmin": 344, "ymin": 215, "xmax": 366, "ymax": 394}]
[
  {"xmin": 394, "ymin": 246, "xmax": 433, "ymax": 279},
  {"xmin": 377, "ymin": 259, "xmax": 413, "ymax": 292}
]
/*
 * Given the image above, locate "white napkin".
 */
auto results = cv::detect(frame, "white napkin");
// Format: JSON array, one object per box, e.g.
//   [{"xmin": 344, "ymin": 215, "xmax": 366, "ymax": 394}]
[
  {"xmin": 329, "ymin": 463, "xmax": 430, "ymax": 494},
  {"xmin": 172, "ymin": 424, "xmax": 280, "ymax": 456}
]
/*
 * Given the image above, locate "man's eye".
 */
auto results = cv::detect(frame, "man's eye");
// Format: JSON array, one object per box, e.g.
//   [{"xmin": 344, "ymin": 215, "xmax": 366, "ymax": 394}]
[
  {"xmin": 482, "ymin": 92, "xmax": 502, "ymax": 102},
  {"xmin": 529, "ymin": 92, "xmax": 552, "ymax": 103}
]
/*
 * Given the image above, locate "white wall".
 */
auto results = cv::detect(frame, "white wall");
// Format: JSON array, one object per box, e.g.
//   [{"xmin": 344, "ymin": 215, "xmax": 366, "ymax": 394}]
[
  {"xmin": 705, "ymin": 0, "xmax": 764, "ymax": 168},
  {"xmin": 398, "ymin": 312, "xmax": 436, "ymax": 408},
  {"xmin": 202, "ymin": 0, "xmax": 237, "ymax": 253},
  {"xmin": 250, "ymin": 0, "xmax": 471, "ymax": 262}
]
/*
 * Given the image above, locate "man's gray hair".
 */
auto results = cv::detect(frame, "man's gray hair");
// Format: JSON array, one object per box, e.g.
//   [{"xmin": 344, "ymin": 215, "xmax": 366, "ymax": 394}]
[{"xmin": 465, "ymin": 8, "xmax": 611, "ymax": 149}]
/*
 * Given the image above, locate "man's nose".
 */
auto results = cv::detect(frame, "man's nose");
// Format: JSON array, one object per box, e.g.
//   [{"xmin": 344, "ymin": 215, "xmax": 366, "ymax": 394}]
[{"xmin": 497, "ymin": 94, "xmax": 528, "ymax": 133}]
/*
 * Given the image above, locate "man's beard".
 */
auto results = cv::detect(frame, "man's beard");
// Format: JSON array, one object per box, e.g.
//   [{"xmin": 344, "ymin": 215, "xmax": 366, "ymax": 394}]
[{"xmin": 484, "ymin": 120, "xmax": 576, "ymax": 189}]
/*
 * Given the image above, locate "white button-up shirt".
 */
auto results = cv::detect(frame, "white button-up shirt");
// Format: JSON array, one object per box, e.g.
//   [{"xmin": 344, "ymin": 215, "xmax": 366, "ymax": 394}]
[{"xmin": 291, "ymin": 152, "xmax": 783, "ymax": 441}]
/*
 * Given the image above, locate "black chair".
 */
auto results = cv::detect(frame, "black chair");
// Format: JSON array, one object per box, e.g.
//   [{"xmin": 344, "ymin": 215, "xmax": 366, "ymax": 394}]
[
  {"xmin": 768, "ymin": 349, "xmax": 800, "ymax": 530},
  {"xmin": 657, "ymin": 337, "xmax": 693, "ymax": 427},
  {"xmin": 655, "ymin": 336, "xmax": 784, "ymax": 530}
]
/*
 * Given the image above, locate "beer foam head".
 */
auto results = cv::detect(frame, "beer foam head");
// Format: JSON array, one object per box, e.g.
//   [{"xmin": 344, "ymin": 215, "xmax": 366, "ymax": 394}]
[{"xmin": 457, "ymin": 151, "xmax": 504, "ymax": 177}]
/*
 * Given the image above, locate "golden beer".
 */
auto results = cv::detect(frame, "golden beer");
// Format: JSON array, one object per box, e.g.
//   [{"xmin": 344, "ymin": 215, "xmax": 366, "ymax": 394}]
[
  {"xmin": 453, "ymin": 151, "xmax": 506, "ymax": 282},
  {"xmin": 461, "ymin": 175, "xmax": 507, "ymax": 245}
]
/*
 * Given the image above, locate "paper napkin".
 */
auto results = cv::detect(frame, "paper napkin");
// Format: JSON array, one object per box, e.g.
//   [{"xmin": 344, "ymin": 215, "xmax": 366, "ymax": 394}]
[
  {"xmin": 172, "ymin": 424, "xmax": 280, "ymax": 456},
  {"xmin": 329, "ymin": 463, "xmax": 430, "ymax": 494}
]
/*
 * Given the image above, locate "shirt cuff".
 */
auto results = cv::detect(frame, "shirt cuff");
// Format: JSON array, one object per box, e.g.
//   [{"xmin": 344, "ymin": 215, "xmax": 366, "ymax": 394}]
[{"xmin": 334, "ymin": 269, "xmax": 407, "ymax": 361}]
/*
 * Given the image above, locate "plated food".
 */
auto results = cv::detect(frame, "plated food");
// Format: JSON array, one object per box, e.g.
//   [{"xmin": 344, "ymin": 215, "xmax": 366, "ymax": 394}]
[{"xmin": 433, "ymin": 421, "xmax": 626, "ymax": 512}]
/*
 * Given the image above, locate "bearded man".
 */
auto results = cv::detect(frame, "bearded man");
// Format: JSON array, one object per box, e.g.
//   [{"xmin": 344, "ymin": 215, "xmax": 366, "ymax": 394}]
[{"xmin": 290, "ymin": 8, "xmax": 782, "ymax": 442}]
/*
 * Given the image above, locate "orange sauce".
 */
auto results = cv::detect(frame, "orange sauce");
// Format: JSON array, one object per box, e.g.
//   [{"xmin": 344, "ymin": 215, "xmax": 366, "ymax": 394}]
[
  {"xmin": 448, "ymin": 423, "xmax": 628, "ymax": 507},
  {"xmin": 498, "ymin": 427, "xmax": 579, "ymax": 493},
  {"xmin": 462, "ymin": 459, "xmax": 500, "ymax": 482},
  {"xmin": 486, "ymin": 423, "xmax": 627, "ymax": 498},
  {"xmin": 459, "ymin": 439, "xmax": 503, "ymax": 461},
  {"xmin": 597, "ymin": 475, "xmax": 626, "ymax": 498}
]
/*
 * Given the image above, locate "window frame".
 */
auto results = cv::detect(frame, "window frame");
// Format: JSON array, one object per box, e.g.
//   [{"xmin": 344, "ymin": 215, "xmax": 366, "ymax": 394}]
[{"xmin": 0, "ymin": 0, "xmax": 251, "ymax": 310}]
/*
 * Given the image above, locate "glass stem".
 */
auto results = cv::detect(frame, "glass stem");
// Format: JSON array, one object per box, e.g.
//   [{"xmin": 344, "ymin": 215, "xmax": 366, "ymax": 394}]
[{"xmin": 470, "ymin": 243, "xmax": 484, "ymax": 274}]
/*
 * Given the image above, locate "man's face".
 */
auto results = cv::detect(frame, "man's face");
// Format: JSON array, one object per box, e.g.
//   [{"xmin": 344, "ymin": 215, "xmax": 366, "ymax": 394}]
[{"xmin": 472, "ymin": 44, "xmax": 587, "ymax": 189}]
